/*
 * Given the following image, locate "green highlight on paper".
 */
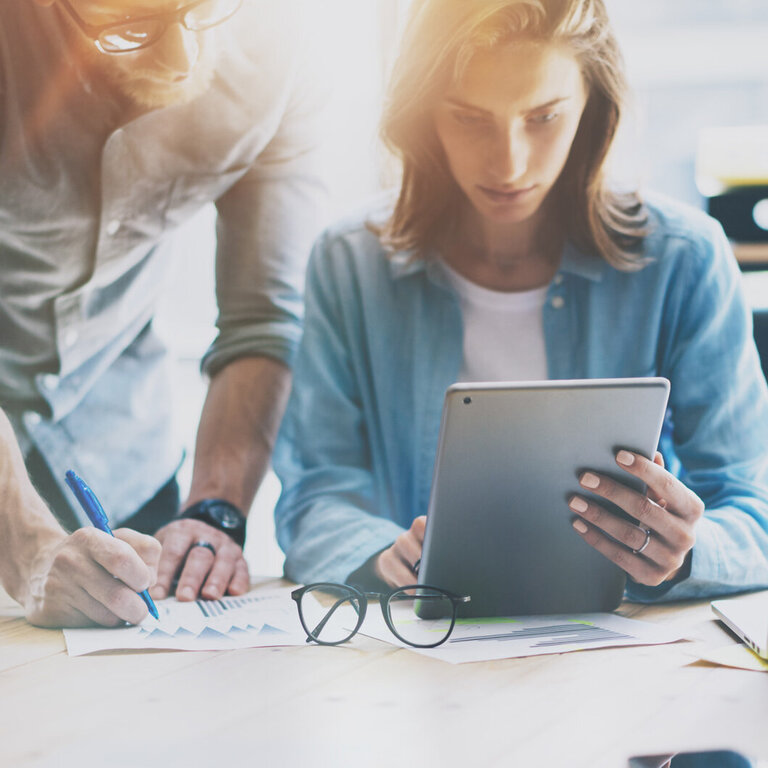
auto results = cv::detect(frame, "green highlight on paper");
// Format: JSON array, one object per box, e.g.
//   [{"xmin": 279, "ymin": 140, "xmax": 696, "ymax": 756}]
[{"xmin": 455, "ymin": 617, "xmax": 521, "ymax": 626}]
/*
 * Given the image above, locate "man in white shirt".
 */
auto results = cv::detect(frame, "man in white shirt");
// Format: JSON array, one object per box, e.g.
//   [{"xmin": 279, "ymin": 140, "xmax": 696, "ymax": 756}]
[{"xmin": 0, "ymin": 0, "xmax": 328, "ymax": 626}]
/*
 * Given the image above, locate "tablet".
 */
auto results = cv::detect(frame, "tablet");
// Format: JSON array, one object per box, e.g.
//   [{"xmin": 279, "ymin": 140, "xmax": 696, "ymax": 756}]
[{"xmin": 418, "ymin": 378, "xmax": 670, "ymax": 617}]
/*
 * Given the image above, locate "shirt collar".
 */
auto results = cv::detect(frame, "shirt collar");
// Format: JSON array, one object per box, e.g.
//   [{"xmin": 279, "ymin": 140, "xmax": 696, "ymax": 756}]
[
  {"xmin": 386, "ymin": 240, "xmax": 607, "ymax": 283},
  {"xmin": 558, "ymin": 241, "xmax": 606, "ymax": 282}
]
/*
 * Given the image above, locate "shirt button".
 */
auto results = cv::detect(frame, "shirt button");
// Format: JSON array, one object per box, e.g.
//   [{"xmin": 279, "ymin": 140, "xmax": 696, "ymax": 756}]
[
  {"xmin": 25, "ymin": 412, "xmax": 42, "ymax": 427},
  {"xmin": 553, "ymin": 274, "xmax": 563, "ymax": 285},
  {"xmin": 106, "ymin": 219, "xmax": 121, "ymax": 236},
  {"xmin": 551, "ymin": 296, "xmax": 565, "ymax": 309},
  {"xmin": 63, "ymin": 329, "xmax": 79, "ymax": 347},
  {"xmin": 42, "ymin": 374, "xmax": 59, "ymax": 391}
]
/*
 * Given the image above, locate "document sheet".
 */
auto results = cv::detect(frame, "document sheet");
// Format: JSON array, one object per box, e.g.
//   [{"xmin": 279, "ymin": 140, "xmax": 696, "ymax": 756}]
[
  {"xmin": 63, "ymin": 586, "xmax": 307, "ymax": 656},
  {"xmin": 360, "ymin": 611, "xmax": 685, "ymax": 664}
]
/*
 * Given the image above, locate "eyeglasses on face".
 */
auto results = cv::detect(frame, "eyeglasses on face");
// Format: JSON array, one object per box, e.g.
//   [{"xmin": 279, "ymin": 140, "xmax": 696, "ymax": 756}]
[
  {"xmin": 57, "ymin": 0, "xmax": 243, "ymax": 54},
  {"xmin": 291, "ymin": 583, "xmax": 471, "ymax": 649}
]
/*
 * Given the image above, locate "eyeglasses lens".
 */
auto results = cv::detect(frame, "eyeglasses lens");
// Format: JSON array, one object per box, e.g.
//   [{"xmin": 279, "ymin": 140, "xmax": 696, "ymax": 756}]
[
  {"xmin": 96, "ymin": 0, "xmax": 242, "ymax": 53},
  {"xmin": 98, "ymin": 21, "xmax": 164, "ymax": 52},
  {"xmin": 300, "ymin": 585, "xmax": 361, "ymax": 645},
  {"xmin": 386, "ymin": 587, "xmax": 454, "ymax": 647}
]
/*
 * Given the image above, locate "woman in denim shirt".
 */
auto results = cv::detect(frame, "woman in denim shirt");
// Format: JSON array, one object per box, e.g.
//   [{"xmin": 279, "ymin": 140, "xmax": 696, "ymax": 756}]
[{"xmin": 273, "ymin": 0, "xmax": 768, "ymax": 602}]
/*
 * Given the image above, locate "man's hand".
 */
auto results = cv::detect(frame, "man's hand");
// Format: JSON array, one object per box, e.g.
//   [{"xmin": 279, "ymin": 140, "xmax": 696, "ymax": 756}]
[
  {"xmin": 151, "ymin": 519, "xmax": 250, "ymax": 601},
  {"xmin": 154, "ymin": 357, "xmax": 287, "ymax": 602},
  {"xmin": 24, "ymin": 528, "xmax": 161, "ymax": 628},
  {"xmin": 570, "ymin": 450, "xmax": 704, "ymax": 586},
  {"xmin": 375, "ymin": 516, "xmax": 426, "ymax": 589}
]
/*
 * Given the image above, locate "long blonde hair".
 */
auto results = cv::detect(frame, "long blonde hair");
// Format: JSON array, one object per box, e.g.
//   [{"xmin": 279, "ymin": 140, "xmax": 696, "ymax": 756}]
[{"xmin": 377, "ymin": 0, "xmax": 648, "ymax": 269}]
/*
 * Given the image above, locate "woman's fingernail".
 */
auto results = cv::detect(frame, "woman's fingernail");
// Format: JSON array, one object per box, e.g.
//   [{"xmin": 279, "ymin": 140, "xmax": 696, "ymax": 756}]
[
  {"xmin": 179, "ymin": 587, "xmax": 194, "ymax": 600},
  {"xmin": 580, "ymin": 472, "xmax": 599, "ymax": 488},
  {"xmin": 572, "ymin": 520, "xmax": 588, "ymax": 534},
  {"xmin": 569, "ymin": 496, "xmax": 588, "ymax": 513},
  {"xmin": 616, "ymin": 450, "xmax": 634, "ymax": 466}
]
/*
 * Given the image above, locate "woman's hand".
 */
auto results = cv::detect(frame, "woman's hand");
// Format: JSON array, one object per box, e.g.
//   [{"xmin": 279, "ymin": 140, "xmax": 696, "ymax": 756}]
[
  {"xmin": 569, "ymin": 451, "xmax": 704, "ymax": 587},
  {"xmin": 375, "ymin": 516, "xmax": 426, "ymax": 588}
]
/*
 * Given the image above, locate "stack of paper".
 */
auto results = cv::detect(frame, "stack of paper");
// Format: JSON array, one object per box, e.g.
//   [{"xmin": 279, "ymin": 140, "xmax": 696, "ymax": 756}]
[
  {"xmin": 63, "ymin": 586, "xmax": 308, "ymax": 656},
  {"xmin": 64, "ymin": 587, "xmax": 686, "ymax": 664},
  {"xmin": 360, "ymin": 611, "xmax": 685, "ymax": 664}
]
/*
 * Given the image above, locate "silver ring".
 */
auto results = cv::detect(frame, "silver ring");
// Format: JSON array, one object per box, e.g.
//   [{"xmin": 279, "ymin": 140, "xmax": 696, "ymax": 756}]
[
  {"xmin": 632, "ymin": 527, "xmax": 652, "ymax": 555},
  {"xmin": 190, "ymin": 540, "xmax": 216, "ymax": 557}
]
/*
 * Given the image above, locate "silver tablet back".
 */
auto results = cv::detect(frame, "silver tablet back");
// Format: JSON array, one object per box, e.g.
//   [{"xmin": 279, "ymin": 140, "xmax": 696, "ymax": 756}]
[{"xmin": 418, "ymin": 378, "xmax": 670, "ymax": 617}]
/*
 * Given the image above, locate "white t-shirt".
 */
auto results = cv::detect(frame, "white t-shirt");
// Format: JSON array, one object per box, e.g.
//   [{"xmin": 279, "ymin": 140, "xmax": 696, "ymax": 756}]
[{"xmin": 443, "ymin": 263, "xmax": 549, "ymax": 383}]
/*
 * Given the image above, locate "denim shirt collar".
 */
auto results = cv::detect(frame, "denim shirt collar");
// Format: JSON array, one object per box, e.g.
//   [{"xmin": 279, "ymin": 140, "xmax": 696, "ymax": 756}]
[{"xmin": 385, "ymin": 240, "xmax": 607, "ymax": 284}]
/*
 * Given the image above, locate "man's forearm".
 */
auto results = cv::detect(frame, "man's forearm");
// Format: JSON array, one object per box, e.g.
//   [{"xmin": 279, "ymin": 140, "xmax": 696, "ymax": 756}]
[
  {"xmin": 185, "ymin": 356, "xmax": 293, "ymax": 514},
  {"xmin": 0, "ymin": 408, "xmax": 65, "ymax": 604}
]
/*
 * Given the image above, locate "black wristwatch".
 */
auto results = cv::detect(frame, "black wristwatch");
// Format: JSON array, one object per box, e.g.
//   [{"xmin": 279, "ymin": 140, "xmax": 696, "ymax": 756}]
[{"xmin": 180, "ymin": 499, "xmax": 247, "ymax": 548}]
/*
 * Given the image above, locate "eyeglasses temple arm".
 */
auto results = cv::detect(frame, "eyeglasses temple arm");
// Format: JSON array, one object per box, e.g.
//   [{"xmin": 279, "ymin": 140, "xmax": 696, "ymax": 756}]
[{"xmin": 307, "ymin": 595, "xmax": 360, "ymax": 638}]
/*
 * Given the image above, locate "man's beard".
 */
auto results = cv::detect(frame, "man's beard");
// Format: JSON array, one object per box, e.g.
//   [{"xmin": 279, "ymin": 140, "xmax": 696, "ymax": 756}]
[{"xmin": 83, "ymin": 32, "xmax": 219, "ymax": 110}]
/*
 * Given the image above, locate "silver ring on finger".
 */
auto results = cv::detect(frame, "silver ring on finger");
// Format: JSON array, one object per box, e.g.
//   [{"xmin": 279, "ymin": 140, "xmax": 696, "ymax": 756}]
[
  {"xmin": 631, "ymin": 527, "xmax": 652, "ymax": 555},
  {"xmin": 190, "ymin": 540, "xmax": 216, "ymax": 557}
]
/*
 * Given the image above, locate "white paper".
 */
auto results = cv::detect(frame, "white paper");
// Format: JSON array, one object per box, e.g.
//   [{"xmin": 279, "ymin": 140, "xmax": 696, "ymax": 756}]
[
  {"xmin": 688, "ymin": 643, "xmax": 768, "ymax": 672},
  {"xmin": 63, "ymin": 586, "xmax": 308, "ymax": 656},
  {"xmin": 360, "ymin": 610, "xmax": 685, "ymax": 664}
]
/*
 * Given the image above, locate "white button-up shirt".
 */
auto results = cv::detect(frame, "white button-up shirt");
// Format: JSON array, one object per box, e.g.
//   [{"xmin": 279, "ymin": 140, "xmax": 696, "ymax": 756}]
[{"xmin": 0, "ymin": 0, "xmax": 329, "ymax": 525}]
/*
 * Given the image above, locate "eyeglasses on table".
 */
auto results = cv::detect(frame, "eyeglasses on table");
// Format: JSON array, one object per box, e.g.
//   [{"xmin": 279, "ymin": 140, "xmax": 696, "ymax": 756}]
[{"xmin": 291, "ymin": 583, "xmax": 471, "ymax": 649}]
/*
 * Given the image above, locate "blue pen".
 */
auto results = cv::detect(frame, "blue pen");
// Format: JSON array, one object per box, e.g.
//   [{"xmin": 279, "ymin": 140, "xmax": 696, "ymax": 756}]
[{"xmin": 64, "ymin": 469, "xmax": 159, "ymax": 620}]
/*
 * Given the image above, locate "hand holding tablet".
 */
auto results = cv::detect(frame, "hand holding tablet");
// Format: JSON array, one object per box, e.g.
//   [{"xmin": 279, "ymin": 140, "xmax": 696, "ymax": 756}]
[
  {"xmin": 570, "ymin": 447, "xmax": 703, "ymax": 587},
  {"xmin": 417, "ymin": 377, "xmax": 672, "ymax": 618}
]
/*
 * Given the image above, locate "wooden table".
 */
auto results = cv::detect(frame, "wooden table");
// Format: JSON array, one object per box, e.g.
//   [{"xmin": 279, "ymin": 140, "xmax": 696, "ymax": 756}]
[{"xmin": 1, "ymin": 580, "xmax": 766, "ymax": 768}]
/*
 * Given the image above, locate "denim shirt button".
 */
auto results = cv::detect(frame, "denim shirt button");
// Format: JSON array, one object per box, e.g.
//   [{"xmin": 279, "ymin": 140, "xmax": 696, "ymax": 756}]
[
  {"xmin": 553, "ymin": 273, "xmax": 563, "ymax": 285},
  {"xmin": 551, "ymin": 296, "xmax": 565, "ymax": 309},
  {"xmin": 25, "ymin": 412, "xmax": 42, "ymax": 427},
  {"xmin": 42, "ymin": 374, "xmax": 59, "ymax": 391}
]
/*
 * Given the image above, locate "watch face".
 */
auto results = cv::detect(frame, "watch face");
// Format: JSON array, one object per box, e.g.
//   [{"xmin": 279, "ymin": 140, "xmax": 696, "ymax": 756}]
[
  {"xmin": 216, "ymin": 509, "xmax": 240, "ymax": 528},
  {"xmin": 211, "ymin": 504, "xmax": 241, "ymax": 529}
]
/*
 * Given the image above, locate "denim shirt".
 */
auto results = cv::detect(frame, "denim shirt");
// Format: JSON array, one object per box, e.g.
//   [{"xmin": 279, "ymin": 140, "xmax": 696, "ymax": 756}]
[
  {"xmin": 0, "ymin": 0, "xmax": 328, "ymax": 525},
  {"xmin": 273, "ymin": 195, "xmax": 768, "ymax": 602}
]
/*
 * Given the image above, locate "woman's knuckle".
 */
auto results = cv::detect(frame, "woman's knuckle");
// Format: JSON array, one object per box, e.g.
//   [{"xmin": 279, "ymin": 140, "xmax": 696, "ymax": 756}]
[
  {"xmin": 585, "ymin": 504, "xmax": 602, "ymax": 524},
  {"xmin": 659, "ymin": 550, "xmax": 680, "ymax": 572},
  {"xmin": 648, "ymin": 572, "xmax": 666, "ymax": 587},
  {"xmin": 613, "ymin": 547, "xmax": 628, "ymax": 569},
  {"xmin": 659, "ymin": 474, "xmax": 676, "ymax": 498},
  {"xmin": 636, "ymin": 496, "xmax": 655, "ymax": 522}
]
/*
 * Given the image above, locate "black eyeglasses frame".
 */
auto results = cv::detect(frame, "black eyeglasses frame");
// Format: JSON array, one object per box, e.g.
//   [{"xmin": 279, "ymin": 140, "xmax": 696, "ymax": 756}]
[{"xmin": 291, "ymin": 582, "xmax": 471, "ymax": 649}]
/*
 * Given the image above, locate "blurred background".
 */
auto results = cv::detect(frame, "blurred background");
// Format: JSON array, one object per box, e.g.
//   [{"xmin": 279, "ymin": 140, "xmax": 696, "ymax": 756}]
[{"xmin": 155, "ymin": 0, "xmax": 768, "ymax": 577}]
